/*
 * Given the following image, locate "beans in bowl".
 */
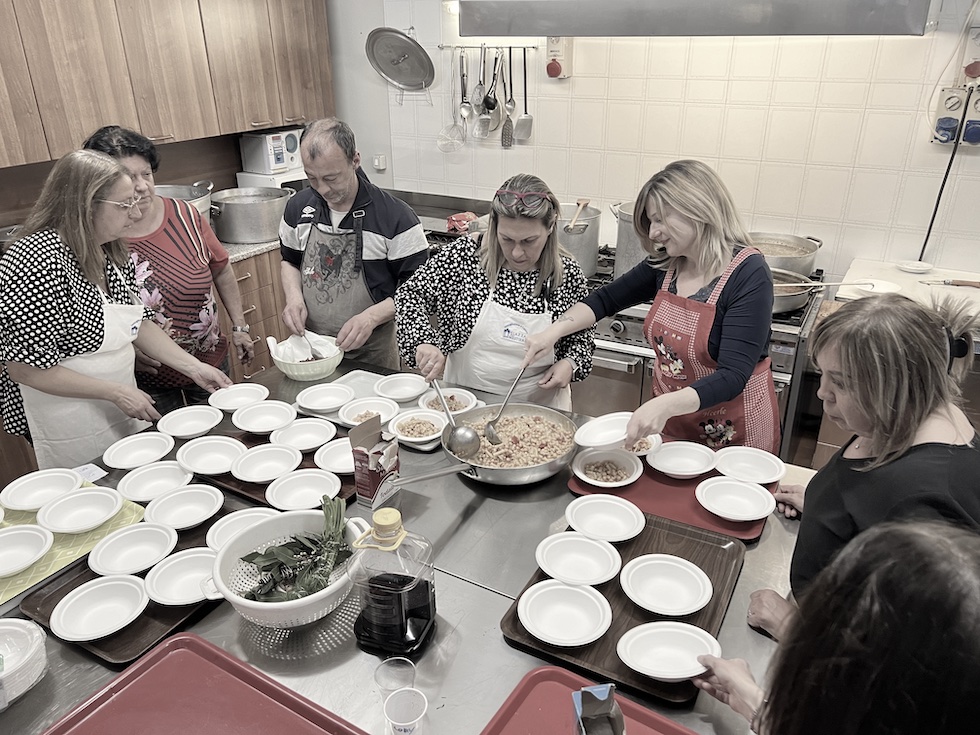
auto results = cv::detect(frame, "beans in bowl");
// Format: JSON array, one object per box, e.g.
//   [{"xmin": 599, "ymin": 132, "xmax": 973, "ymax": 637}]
[
  {"xmin": 583, "ymin": 460, "xmax": 630, "ymax": 483},
  {"xmin": 396, "ymin": 417, "xmax": 439, "ymax": 438},
  {"xmin": 463, "ymin": 415, "xmax": 573, "ymax": 468},
  {"xmin": 352, "ymin": 410, "xmax": 380, "ymax": 424},
  {"xmin": 426, "ymin": 394, "xmax": 469, "ymax": 412}
]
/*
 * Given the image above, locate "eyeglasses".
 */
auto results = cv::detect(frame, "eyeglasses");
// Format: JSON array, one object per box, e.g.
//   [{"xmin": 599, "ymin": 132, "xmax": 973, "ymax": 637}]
[
  {"xmin": 494, "ymin": 189, "xmax": 551, "ymax": 209},
  {"xmin": 97, "ymin": 195, "xmax": 144, "ymax": 213}
]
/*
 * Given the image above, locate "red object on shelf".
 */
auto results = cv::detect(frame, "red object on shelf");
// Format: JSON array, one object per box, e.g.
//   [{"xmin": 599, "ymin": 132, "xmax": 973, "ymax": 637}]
[{"xmin": 546, "ymin": 59, "xmax": 563, "ymax": 77}]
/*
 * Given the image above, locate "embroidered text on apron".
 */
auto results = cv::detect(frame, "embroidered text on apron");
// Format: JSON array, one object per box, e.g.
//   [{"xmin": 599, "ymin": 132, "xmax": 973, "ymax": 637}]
[
  {"xmin": 642, "ymin": 248, "xmax": 780, "ymax": 453},
  {"xmin": 445, "ymin": 283, "xmax": 572, "ymax": 411}
]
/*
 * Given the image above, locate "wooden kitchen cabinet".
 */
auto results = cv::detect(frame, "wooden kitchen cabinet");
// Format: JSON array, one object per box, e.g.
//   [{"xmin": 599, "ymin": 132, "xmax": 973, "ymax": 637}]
[
  {"xmin": 0, "ymin": 0, "xmax": 48, "ymax": 167},
  {"xmin": 268, "ymin": 0, "xmax": 336, "ymax": 125}
]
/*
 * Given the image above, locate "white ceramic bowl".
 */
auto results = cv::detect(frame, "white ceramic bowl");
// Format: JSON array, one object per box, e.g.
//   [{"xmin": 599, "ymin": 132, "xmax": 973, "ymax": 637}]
[
  {"xmin": 265, "ymin": 468, "xmax": 341, "ymax": 510},
  {"xmin": 620, "ymin": 554, "xmax": 713, "ymax": 616},
  {"xmin": 574, "ymin": 412, "xmax": 633, "ymax": 450},
  {"xmin": 388, "ymin": 409, "xmax": 448, "ymax": 444},
  {"xmin": 145, "ymin": 548, "xmax": 220, "ymax": 606},
  {"xmin": 36, "ymin": 487, "xmax": 123, "ymax": 535},
  {"xmin": 116, "ymin": 461, "xmax": 193, "ymax": 503},
  {"xmin": 647, "ymin": 441, "xmax": 716, "ymax": 479},
  {"xmin": 417, "ymin": 388, "xmax": 477, "ymax": 415},
  {"xmin": 373, "ymin": 373, "xmax": 428, "ymax": 402},
  {"xmin": 103, "ymin": 432, "xmax": 175, "ymax": 470},
  {"xmin": 617, "ymin": 622, "xmax": 721, "ymax": 682},
  {"xmin": 338, "ymin": 396, "xmax": 400, "ymax": 426},
  {"xmin": 313, "ymin": 438, "xmax": 354, "ymax": 474},
  {"xmin": 88, "ymin": 523, "xmax": 179, "ymax": 576},
  {"xmin": 272, "ymin": 335, "xmax": 343, "ymax": 381},
  {"xmin": 270, "ymin": 418, "xmax": 337, "ymax": 452},
  {"xmin": 295, "ymin": 383, "xmax": 355, "ymax": 413},
  {"xmin": 143, "ymin": 484, "xmax": 224, "ymax": 530},
  {"xmin": 176, "ymin": 436, "xmax": 248, "ymax": 476},
  {"xmin": 564, "ymin": 494, "xmax": 645, "ymax": 543},
  {"xmin": 232, "ymin": 400, "xmax": 297, "ymax": 435},
  {"xmin": 534, "ymin": 532, "xmax": 621, "ymax": 586},
  {"xmin": 0, "ymin": 525, "xmax": 54, "ymax": 578},
  {"xmin": 231, "ymin": 444, "xmax": 304, "ymax": 484},
  {"xmin": 1, "ymin": 468, "xmax": 83, "ymax": 512},
  {"xmin": 205, "ymin": 508, "xmax": 279, "ymax": 552},
  {"xmin": 572, "ymin": 448, "xmax": 643, "ymax": 488},
  {"xmin": 629, "ymin": 434, "xmax": 664, "ymax": 455},
  {"xmin": 713, "ymin": 446, "xmax": 786, "ymax": 485},
  {"xmin": 156, "ymin": 404, "xmax": 223, "ymax": 439},
  {"xmin": 208, "ymin": 383, "xmax": 269, "ymax": 412},
  {"xmin": 49, "ymin": 575, "xmax": 149, "ymax": 642},
  {"xmin": 517, "ymin": 579, "xmax": 612, "ymax": 647},
  {"xmin": 695, "ymin": 476, "xmax": 776, "ymax": 522}
]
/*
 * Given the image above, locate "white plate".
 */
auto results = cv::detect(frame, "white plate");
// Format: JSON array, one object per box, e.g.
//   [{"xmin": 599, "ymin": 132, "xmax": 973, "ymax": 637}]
[
  {"xmin": 143, "ymin": 484, "xmax": 224, "ymax": 530},
  {"xmin": 88, "ymin": 523, "xmax": 179, "ymax": 576},
  {"xmin": 714, "ymin": 446, "xmax": 786, "ymax": 485},
  {"xmin": 103, "ymin": 432, "xmax": 175, "ymax": 470},
  {"xmin": 50, "ymin": 575, "xmax": 148, "ymax": 642},
  {"xmin": 388, "ymin": 409, "xmax": 448, "ymax": 444},
  {"xmin": 1, "ymin": 468, "xmax": 83, "ymax": 512},
  {"xmin": 296, "ymin": 383, "xmax": 356, "ymax": 413},
  {"xmin": 572, "ymin": 448, "xmax": 643, "ymax": 488},
  {"xmin": 574, "ymin": 412, "xmax": 633, "ymax": 450},
  {"xmin": 620, "ymin": 554, "xmax": 713, "ymax": 616},
  {"xmin": 856, "ymin": 279, "xmax": 900, "ymax": 294},
  {"xmin": 534, "ymin": 532, "xmax": 621, "ymax": 586},
  {"xmin": 208, "ymin": 383, "xmax": 269, "ymax": 412},
  {"xmin": 0, "ymin": 618, "xmax": 45, "ymax": 685},
  {"xmin": 144, "ymin": 548, "xmax": 219, "ymax": 606},
  {"xmin": 417, "ymin": 388, "xmax": 477, "ymax": 414},
  {"xmin": 116, "ymin": 460, "xmax": 193, "ymax": 502},
  {"xmin": 897, "ymin": 260, "xmax": 933, "ymax": 274},
  {"xmin": 176, "ymin": 436, "xmax": 248, "ymax": 476},
  {"xmin": 156, "ymin": 404, "xmax": 223, "ymax": 439},
  {"xmin": 338, "ymin": 396, "xmax": 400, "ymax": 426},
  {"xmin": 564, "ymin": 495, "xmax": 645, "ymax": 543},
  {"xmin": 695, "ymin": 476, "xmax": 776, "ymax": 522},
  {"xmin": 0, "ymin": 525, "xmax": 54, "ymax": 578},
  {"xmin": 231, "ymin": 444, "xmax": 303, "ymax": 483},
  {"xmin": 617, "ymin": 622, "xmax": 721, "ymax": 682},
  {"xmin": 647, "ymin": 441, "xmax": 716, "ymax": 479},
  {"xmin": 270, "ymin": 418, "xmax": 337, "ymax": 452},
  {"xmin": 205, "ymin": 507, "xmax": 279, "ymax": 552},
  {"xmin": 313, "ymin": 437, "xmax": 355, "ymax": 474},
  {"xmin": 36, "ymin": 486, "xmax": 122, "ymax": 534},
  {"xmin": 629, "ymin": 434, "xmax": 663, "ymax": 455},
  {"xmin": 232, "ymin": 400, "xmax": 297, "ymax": 435},
  {"xmin": 517, "ymin": 579, "xmax": 612, "ymax": 647},
  {"xmin": 265, "ymin": 468, "xmax": 341, "ymax": 510},
  {"xmin": 373, "ymin": 373, "xmax": 428, "ymax": 402}
]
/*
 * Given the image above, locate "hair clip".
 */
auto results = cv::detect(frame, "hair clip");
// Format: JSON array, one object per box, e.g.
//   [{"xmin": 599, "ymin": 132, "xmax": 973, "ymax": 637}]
[{"xmin": 944, "ymin": 326, "xmax": 971, "ymax": 373}]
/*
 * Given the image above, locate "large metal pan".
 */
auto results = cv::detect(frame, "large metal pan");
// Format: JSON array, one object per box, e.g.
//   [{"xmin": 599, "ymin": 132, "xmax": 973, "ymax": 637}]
[
  {"xmin": 750, "ymin": 232, "xmax": 822, "ymax": 277},
  {"xmin": 772, "ymin": 267, "xmax": 821, "ymax": 314},
  {"xmin": 440, "ymin": 403, "xmax": 578, "ymax": 485}
]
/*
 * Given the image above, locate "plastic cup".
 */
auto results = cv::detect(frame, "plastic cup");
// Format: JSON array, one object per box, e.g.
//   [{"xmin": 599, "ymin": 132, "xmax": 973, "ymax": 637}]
[
  {"xmin": 375, "ymin": 657, "xmax": 416, "ymax": 701},
  {"xmin": 383, "ymin": 687, "xmax": 428, "ymax": 735}
]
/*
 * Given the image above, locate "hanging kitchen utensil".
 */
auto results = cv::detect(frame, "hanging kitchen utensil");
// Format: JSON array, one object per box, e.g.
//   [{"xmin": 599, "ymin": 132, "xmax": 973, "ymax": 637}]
[
  {"xmin": 472, "ymin": 45, "xmax": 487, "ymax": 115},
  {"xmin": 505, "ymin": 47, "xmax": 517, "ymax": 117},
  {"xmin": 488, "ymin": 50, "xmax": 504, "ymax": 132},
  {"xmin": 437, "ymin": 50, "xmax": 465, "ymax": 152},
  {"xmin": 563, "ymin": 198, "xmax": 590, "ymax": 234},
  {"xmin": 365, "ymin": 27, "xmax": 435, "ymax": 91},
  {"xmin": 459, "ymin": 48, "xmax": 473, "ymax": 132},
  {"xmin": 472, "ymin": 49, "xmax": 493, "ymax": 140},
  {"xmin": 514, "ymin": 47, "xmax": 533, "ymax": 141},
  {"xmin": 501, "ymin": 55, "xmax": 514, "ymax": 148},
  {"xmin": 484, "ymin": 49, "xmax": 500, "ymax": 112}
]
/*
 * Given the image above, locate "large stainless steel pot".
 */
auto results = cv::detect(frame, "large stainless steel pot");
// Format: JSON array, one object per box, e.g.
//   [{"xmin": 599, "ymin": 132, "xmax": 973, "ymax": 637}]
[
  {"xmin": 210, "ymin": 187, "xmax": 294, "ymax": 244},
  {"xmin": 155, "ymin": 180, "xmax": 213, "ymax": 221},
  {"xmin": 440, "ymin": 403, "xmax": 578, "ymax": 485},
  {"xmin": 749, "ymin": 232, "xmax": 822, "ymax": 277},
  {"xmin": 610, "ymin": 201, "xmax": 649, "ymax": 279},
  {"xmin": 772, "ymin": 267, "xmax": 821, "ymax": 314},
  {"xmin": 556, "ymin": 202, "xmax": 601, "ymax": 277}
]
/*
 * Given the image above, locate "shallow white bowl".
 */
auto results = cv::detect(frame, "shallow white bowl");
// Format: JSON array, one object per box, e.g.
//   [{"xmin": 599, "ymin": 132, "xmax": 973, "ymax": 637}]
[
  {"xmin": 313, "ymin": 438, "xmax": 354, "ymax": 474},
  {"xmin": 265, "ymin": 468, "xmax": 341, "ymax": 510},
  {"xmin": 417, "ymin": 388, "xmax": 477, "ymax": 414},
  {"xmin": 1, "ymin": 468, "xmax": 83, "ymax": 512},
  {"xmin": 897, "ymin": 260, "xmax": 933, "ymax": 274},
  {"xmin": 208, "ymin": 383, "xmax": 269, "ymax": 412},
  {"xmin": 50, "ymin": 575, "xmax": 148, "ymax": 642},
  {"xmin": 564, "ymin": 494, "xmax": 645, "ymax": 543},
  {"xmin": 88, "ymin": 523, "xmax": 179, "ymax": 576},
  {"xmin": 103, "ymin": 432, "xmax": 175, "ymax": 470},
  {"xmin": 0, "ymin": 525, "xmax": 54, "ymax": 578},
  {"xmin": 296, "ymin": 383, "xmax": 355, "ymax": 413},
  {"xmin": 389, "ymin": 409, "xmax": 448, "ymax": 444},
  {"xmin": 156, "ymin": 404, "xmax": 223, "ymax": 439},
  {"xmin": 116, "ymin": 460, "xmax": 193, "ymax": 503},
  {"xmin": 574, "ymin": 412, "xmax": 633, "ymax": 450},
  {"xmin": 231, "ymin": 444, "xmax": 303, "ymax": 484},
  {"xmin": 695, "ymin": 476, "xmax": 776, "ymax": 522},
  {"xmin": 620, "ymin": 554, "xmax": 713, "ymax": 616},
  {"xmin": 232, "ymin": 400, "xmax": 297, "ymax": 435},
  {"xmin": 176, "ymin": 436, "xmax": 247, "ymax": 476},
  {"xmin": 629, "ymin": 434, "xmax": 664, "ymax": 455},
  {"xmin": 36, "ymin": 487, "xmax": 122, "ymax": 535},
  {"xmin": 572, "ymin": 448, "xmax": 643, "ymax": 489},
  {"xmin": 517, "ymin": 579, "xmax": 612, "ymax": 647},
  {"xmin": 617, "ymin": 622, "xmax": 721, "ymax": 682},
  {"xmin": 535, "ymin": 532, "xmax": 621, "ymax": 586},
  {"xmin": 714, "ymin": 446, "xmax": 786, "ymax": 485},
  {"xmin": 143, "ymin": 484, "xmax": 224, "ymax": 530},
  {"xmin": 145, "ymin": 548, "xmax": 220, "ymax": 606},
  {"xmin": 205, "ymin": 508, "xmax": 279, "ymax": 552},
  {"xmin": 270, "ymin": 418, "xmax": 337, "ymax": 452},
  {"xmin": 647, "ymin": 441, "xmax": 716, "ymax": 480},
  {"xmin": 373, "ymin": 373, "xmax": 428, "ymax": 402},
  {"xmin": 338, "ymin": 396, "xmax": 400, "ymax": 426}
]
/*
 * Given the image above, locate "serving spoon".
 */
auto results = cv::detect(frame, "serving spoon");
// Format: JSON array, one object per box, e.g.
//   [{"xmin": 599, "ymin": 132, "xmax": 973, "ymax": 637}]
[
  {"xmin": 432, "ymin": 379, "xmax": 481, "ymax": 459},
  {"xmin": 485, "ymin": 366, "xmax": 526, "ymax": 445}
]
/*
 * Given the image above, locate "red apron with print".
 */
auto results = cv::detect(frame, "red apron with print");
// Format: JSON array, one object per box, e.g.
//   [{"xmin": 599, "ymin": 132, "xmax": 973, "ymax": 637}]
[{"xmin": 643, "ymin": 248, "xmax": 780, "ymax": 453}]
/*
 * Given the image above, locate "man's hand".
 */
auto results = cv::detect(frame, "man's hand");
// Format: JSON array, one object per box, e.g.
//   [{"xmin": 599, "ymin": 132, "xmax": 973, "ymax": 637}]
[
  {"xmin": 336, "ymin": 312, "xmax": 378, "ymax": 351},
  {"xmin": 282, "ymin": 300, "xmax": 309, "ymax": 336},
  {"xmin": 230, "ymin": 331, "xmax": 255, "ymax": 365}
]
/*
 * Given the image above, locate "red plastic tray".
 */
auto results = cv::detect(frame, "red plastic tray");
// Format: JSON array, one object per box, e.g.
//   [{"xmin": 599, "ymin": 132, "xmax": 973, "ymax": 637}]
[
  {"xmin": 42, "ymin": 633, "xmax": 370, "ymax": 735},
  {"xmin": 480, "ymin": 666, "xmax": 698, "ymax": 734}
]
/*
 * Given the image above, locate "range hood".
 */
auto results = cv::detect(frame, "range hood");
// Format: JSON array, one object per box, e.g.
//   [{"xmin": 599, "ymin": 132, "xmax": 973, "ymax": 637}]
[{"xmin": 458, "ymin": 0, "xmax": 941, "ymax": 37}]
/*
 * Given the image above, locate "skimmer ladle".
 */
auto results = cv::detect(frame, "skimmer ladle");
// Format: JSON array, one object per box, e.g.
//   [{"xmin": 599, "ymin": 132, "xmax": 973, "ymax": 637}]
[
  {"xmin": 485, "ymin": 366, "xmax": 526, "ymax": 445},
  {"xmin": 432, "ymin": 379, "xmax": 481, "ymax": 459}
]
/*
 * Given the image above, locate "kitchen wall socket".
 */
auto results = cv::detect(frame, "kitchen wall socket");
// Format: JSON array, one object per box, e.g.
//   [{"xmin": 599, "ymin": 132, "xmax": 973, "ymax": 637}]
[
  {"xmin": 963, "ymin": 26, "xmax": 980, "ymax": 77},
  {"xmin": 372, "ymin": 153, "xmax": 387, "ymax": 171},
  {"xmin": 546, "ymin": 36, "xmax": 573, "ymax": 79},
  {"xmin": 932, "ymin": 87, "xmax": 968, "ymax": 144}
]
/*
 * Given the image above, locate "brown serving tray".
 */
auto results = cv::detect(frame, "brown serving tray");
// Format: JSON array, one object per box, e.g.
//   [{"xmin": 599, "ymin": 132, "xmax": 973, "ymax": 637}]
[
  {"xmin": 500, "ymin": 515, "xmax": 745, "ymax": 704},
  {"xmin": 20, "ymin": 499, "xmax": 238, "ymax": 666},
  {"xmin": 480, "ymin": 666, "xmax": 699, "ymax": 734},
  {"xmin": 42, "ymin": 632, "xmax": 370, "ymax": 735}
]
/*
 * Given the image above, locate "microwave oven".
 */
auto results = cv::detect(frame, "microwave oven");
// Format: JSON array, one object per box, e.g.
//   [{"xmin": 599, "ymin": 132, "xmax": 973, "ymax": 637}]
[
  {"xmin": 239, "ymin": 128, "xmax": 304, "ymax": 174},
  {"xmin": 236, "ymin": 168, "xmax": 310, "ymax": 193}
]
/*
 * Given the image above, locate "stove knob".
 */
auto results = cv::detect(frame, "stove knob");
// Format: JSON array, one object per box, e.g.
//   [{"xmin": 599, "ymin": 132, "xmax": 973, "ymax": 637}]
[{"xmin": 609, "ymin": 319, "xmax": 626, "ymax": 335}]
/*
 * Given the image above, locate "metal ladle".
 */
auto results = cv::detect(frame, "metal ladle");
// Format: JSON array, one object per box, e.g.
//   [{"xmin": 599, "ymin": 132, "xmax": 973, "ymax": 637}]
[
  {"xmin": 432, "ymin": 379, "xmax": 481, "ymax": 459},
  {"xmin": 484, "ymin": 366, "xmax": 526, "ymax": 445}
]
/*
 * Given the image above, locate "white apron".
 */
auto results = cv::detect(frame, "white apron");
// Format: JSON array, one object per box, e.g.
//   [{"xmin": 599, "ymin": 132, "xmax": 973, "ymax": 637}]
[
  {"xmin": 22, "ymin": 284, "xmax": 150, "ymax": 469},
  {"xmin": 445, "ymin": 287, "xmax": 572, "ymax": 411}
]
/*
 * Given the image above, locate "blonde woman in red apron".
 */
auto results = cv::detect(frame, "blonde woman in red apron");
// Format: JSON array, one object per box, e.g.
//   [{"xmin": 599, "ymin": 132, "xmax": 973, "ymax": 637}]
[{"xmin": 524, "ymin": 160, "xmax": 779, "ymax": 453}]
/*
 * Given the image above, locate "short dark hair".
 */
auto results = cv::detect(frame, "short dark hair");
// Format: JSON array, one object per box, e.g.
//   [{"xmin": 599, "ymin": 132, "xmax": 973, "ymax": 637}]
[
  {"xmin": 82, "ymin": 125, "xmax": 160, "ymax": 172},
  {"xmin": 301, "ymin": 118, "xmax": 357, "ymax": 163}
]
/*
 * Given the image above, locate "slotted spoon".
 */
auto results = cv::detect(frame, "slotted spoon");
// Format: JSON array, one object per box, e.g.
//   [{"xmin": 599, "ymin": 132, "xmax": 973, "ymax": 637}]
[{"xmin": 485, "ymin": 367, "xmax": 526, "ymax": 445}]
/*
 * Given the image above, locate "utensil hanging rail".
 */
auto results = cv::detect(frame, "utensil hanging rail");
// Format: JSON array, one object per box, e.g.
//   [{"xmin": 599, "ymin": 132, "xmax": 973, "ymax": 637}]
[{"xmin": 438, "ymin": 44, "xmax": 537, "ymax": 49}]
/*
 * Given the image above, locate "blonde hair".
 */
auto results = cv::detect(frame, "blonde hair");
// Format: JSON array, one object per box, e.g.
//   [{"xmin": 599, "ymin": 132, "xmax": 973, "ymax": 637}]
[
  {"xmin": 633, "ymin": 160, "xmax": 752, "ymax": 278},
  {"xmin": 21, "ymin": 150, "xmax": 131, "ymax": 284},
  {"xmin": 809, "ymin": 293, "xmax": 980, "ymax": 470},
  {"xmin": 481, "ymin": 173, "xmax": 565, "ymax": 297}
]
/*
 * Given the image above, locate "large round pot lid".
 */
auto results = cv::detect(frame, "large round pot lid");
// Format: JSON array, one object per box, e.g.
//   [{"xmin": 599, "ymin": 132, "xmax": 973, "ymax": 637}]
[{"xmin": 365, "ymin": 27, "xmax": 434, "ymax": 91}]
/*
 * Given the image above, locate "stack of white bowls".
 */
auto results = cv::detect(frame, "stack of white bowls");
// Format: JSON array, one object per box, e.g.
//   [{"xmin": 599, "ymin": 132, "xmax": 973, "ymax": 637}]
[{"xmin": 0, "ymin": 619, "xmax": 47, "ymax": 711}]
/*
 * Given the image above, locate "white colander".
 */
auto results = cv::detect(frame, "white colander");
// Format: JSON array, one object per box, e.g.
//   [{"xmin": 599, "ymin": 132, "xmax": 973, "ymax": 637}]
[{"xmin": 208, "ymin": 511, "xmax": 369, "ymax": 629}]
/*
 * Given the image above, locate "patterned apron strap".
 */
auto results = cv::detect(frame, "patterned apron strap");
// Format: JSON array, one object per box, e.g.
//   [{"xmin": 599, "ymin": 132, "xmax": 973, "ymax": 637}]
[{"xmin": 351, "ymin": 209, "xmax": 365, "ymax": 275}]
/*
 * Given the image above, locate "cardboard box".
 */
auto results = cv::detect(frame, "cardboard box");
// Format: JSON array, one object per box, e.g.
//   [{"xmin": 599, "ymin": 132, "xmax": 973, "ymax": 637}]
[
  {"xmin": 572, "ymin": 683, "xmax": 626, "ymax": 735},
  {"xmin": 349, "ymin": 415, "xmax": 399, "ymax": 509}
]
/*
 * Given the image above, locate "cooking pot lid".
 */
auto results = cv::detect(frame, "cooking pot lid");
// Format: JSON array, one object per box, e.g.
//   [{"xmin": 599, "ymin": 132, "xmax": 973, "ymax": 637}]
[{"xmin": 365, "ymin": 27, "xmax": 434, "ymax": 91}]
